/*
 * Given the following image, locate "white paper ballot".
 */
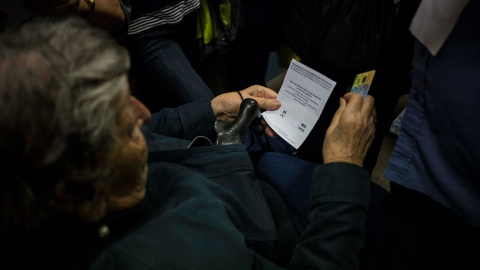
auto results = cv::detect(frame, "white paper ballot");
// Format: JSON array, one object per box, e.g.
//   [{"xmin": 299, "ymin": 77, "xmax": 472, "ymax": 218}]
[{"xmin": 262, "ymin": 59, "xmax": 336, "ymax": 149}]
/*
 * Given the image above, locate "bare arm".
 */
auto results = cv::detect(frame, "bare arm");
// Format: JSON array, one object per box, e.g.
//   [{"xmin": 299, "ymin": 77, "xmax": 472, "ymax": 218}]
[{"xmin": 24, "ymin": 0, "xmax": 125, "ymax": 32}]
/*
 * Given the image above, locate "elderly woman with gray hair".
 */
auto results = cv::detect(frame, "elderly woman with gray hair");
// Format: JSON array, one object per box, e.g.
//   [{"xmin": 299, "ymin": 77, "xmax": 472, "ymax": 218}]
[{"xmin": 0, "ymin": 17, "xmax": 376, "ymax": 270}]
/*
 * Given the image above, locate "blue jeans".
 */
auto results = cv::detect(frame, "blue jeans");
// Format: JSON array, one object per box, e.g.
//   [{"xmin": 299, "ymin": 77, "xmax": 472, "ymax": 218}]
[{"xmin": 122, "ymin": 16, "xmax": 214, "ymax": 113}]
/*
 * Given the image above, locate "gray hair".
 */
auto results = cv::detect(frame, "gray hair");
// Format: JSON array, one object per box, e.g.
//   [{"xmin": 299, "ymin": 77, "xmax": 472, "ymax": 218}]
[{"xmin": 0, "ymin": 16, "xmax": 130, "ymax": 233}]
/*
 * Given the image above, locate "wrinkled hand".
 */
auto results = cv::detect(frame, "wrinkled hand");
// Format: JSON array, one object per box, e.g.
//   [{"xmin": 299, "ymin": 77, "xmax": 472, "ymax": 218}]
[
  {"xmin": 24, "ymin": 0, "xmax": 85, "ymax": 15},
  {"xmin": 323, "ymin": 93, "xmax": 376, "ymax": 167},
  {"xmin": 211, "ymin": 85, "xmax": 281, "ymax": 138}
]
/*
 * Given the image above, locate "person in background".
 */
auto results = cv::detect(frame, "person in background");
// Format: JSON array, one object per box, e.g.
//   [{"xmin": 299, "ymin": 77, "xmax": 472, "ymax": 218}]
[
  {"xmin": 23, "ymin": 0, "xmax": 215, "ymax": 112},
  {"xmin": 384, "ymin": 0, "xmax": 480, "ymax": 269},
  {"xmin": 119, "ymin": 0, "xmax": 216, "ymax": 111}
]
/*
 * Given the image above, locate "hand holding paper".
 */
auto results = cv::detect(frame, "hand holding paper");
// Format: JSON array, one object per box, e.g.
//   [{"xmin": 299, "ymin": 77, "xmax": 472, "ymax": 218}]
[
  {"xmin": 322, "ymin": 93, "xmax": 376, "ymax": 167},
  {"xmin": 262, "ymin": 59, "xmax": 336, "ymax": 148},
  {"xmin": 212, "ymin": 85, "xmax": 281, "ymax": 137},
  {"xmin": 261, "ymin": 59, "xmax": 376, "ymax": 159}
]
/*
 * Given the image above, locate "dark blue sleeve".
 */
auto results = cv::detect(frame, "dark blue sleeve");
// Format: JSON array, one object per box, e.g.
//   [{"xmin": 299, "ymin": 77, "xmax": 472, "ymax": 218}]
[
  {"xmin": 145, "ymin": 98, "xmax": 216, "ymax": 141},
  {"xmin": 286, "ymin": 162, "xmax": 370, "ymax": 270},
  {"xmin": 248, "ymin": 162, "xmax": 370, "ymax": 270}
]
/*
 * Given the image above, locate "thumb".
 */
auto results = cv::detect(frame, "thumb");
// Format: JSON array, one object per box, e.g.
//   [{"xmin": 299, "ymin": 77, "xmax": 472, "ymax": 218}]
[
  {"xmin": 330, "ymin": 97, "xmax": 346, "ymax": 127},
  {"xmin": 253, "ymin": 97, "xmax": 281, "ymax": 111}
]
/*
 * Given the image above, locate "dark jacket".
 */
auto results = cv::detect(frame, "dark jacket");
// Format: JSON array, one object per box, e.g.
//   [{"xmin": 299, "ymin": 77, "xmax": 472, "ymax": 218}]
[
  {"xmin": 90, "ymin": 98, "xmax": 371, "ymax": 269},
  {"xmin": 10, "ymin": 98, "xmax": 370, "ymax": 269}
]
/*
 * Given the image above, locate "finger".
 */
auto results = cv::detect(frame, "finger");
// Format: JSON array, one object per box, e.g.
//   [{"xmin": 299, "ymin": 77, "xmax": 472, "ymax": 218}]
[
  {"xmin": 343, "ymin": 92, "xmax": 356, "ymax": 102},
  {"xmin": 371, "ymin": 107, "xmax": 377, "ymax": 122},
  {"xmin": 261, "ymin": 119, "xmax": 277, "ymax": 138},
  {"xmin": 243, "ymin": 85, "xmax": 278, "ymax": 99},
  {"xmin": 343, "ymin": 93, "xmax": 365, "ymax": 112},
  {"xmin": 361, "ymin": 95, "xmax": 375, "ymax": 117},
  {"xmin": 368, "ymin": 109, "xmax": 376, "ymax": 125},
  {"xmin": 330, "ymin": 97, "xmax": 347, "ymax": 127},
  {"xmin": 252, "ymin": 97, "xmax": 281, "ymax": 111},
  {"xmin": 265, "ymin": 127, "xmax": 276, "ymax": 138},
  {"xmin": 367, "ymin": 121, "xmax": 376, "ymax": 146}
]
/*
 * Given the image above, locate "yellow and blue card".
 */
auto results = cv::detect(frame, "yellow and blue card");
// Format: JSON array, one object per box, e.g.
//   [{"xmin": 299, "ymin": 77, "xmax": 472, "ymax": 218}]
[{"xmin": 351, "ymin": 70, "xmax": 376, "ymax": 98}]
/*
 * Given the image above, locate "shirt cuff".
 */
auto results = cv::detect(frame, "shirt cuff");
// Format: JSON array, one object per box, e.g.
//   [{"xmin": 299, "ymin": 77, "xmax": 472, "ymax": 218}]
[
  {"xmin": 178, "ymin": 97, "xmax": 216, "ymax": 140},
  {"xmin": 310, "ymin": 162, "xmax": 371, "ymax": 210}
]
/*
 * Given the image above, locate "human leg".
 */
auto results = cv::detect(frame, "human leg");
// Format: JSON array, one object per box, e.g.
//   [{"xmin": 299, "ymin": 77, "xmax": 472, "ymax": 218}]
[{"xmin": 123, "ymin": 25, "xmax": 214, "ymax": 112}]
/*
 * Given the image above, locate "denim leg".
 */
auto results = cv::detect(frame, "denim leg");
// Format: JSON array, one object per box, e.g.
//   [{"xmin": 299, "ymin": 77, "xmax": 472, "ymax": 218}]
[
  {"xmin": 124, "ymin": 32, "xmax": 214, "ymax": 112},
  {"xmin": 248, "ymin": 149, "xmax": 317, "ymax": 236}
]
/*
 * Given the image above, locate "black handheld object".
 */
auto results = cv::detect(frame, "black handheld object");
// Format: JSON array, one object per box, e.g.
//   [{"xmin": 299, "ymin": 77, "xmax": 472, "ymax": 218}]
[
  {"xmin": 250, "ymin": 109, "xmax": 271, "ymax": 152},
  {"xmin": 214, "ymin": 98, "xmax": 271, "ymax": 151}
]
